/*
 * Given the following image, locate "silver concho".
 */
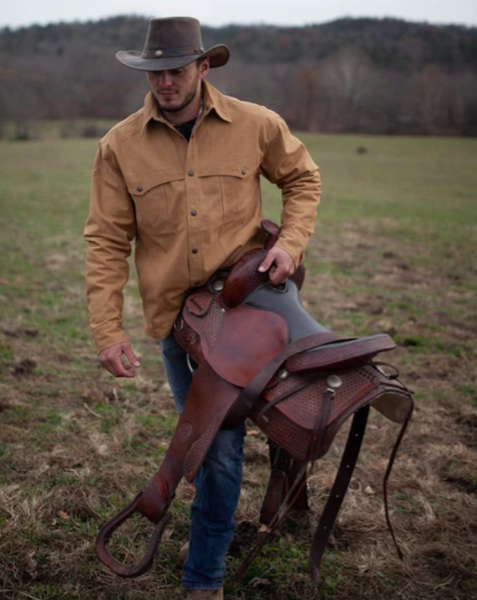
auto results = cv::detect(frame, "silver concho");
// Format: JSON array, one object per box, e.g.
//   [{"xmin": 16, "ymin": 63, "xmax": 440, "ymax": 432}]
[{"xmin": 326, "ymin": 374, "xmax": 343, "ymax": 391}]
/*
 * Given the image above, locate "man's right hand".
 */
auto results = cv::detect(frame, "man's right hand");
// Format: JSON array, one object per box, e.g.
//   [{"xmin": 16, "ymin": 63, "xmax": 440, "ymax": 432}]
[{"xmin": 98, "ymin": 341, "xmax": 140, "ymax": 378}]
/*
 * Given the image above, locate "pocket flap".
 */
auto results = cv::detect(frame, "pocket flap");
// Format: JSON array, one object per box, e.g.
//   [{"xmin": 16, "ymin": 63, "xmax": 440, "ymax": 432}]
[
  {"xmin": 199, "ymin": 161, "xmax": 257, "ymax": 178},
  {"xmin": 128, "ymin": 169, "xmax": 184, "ymax": 196}
]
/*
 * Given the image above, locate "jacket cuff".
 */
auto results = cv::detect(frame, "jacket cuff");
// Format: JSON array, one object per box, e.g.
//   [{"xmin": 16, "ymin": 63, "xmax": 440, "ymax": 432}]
[
  {"xmin": 93, "ymin": 325, "xmax": 129, "ymax": 355},
  {"xmin": 274, "ymin": 239, "xmax": 304, "ymax": 268}
]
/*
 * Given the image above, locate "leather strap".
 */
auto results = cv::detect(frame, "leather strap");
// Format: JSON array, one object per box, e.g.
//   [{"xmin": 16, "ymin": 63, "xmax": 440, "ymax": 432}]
[
  {"xmin": 309, "ymin": 399, "xmax": 413, "ymax": 580},
  {"xmin": 260, "ymin": 444, "xmax": 309, "ymax": 526},
  {"xmin": 260, "ymin": 441, "xmax": 290, "ymax": 525},
  {"xmin": 383, "ymin": 398, "xmax": 414, "ymax": 559},
  {"xmin": 310, "ymin": 405, "xmax": 369, "ymax": 580}
]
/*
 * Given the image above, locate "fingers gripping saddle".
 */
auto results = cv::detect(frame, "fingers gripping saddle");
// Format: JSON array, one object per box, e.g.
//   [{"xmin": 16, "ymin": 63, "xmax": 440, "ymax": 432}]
[{"xmin": 95, "ymin": 220, "xmax": 414, "ymax": 580}]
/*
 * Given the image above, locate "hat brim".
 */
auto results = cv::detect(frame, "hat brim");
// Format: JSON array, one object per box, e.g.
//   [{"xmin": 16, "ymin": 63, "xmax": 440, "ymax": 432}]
[{"xmin": 116, "ymin": 44, "xmax": 229, "ymax": 71}]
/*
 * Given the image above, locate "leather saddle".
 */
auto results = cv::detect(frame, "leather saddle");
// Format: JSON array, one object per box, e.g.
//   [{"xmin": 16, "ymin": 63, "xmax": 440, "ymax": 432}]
[{"xmin": 95, "ymin": 220, "xmax": 414, "ymax": 580}]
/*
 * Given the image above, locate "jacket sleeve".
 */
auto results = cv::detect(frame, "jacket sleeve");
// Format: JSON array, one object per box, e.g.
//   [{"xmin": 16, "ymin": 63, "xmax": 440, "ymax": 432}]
[
  {"xmin": 84, "ymin": 141, "xmax": 137, "ymax": 353},
  {"xmin": 260, "ymin": 113, "xmax": 321, "ymax": 266}
]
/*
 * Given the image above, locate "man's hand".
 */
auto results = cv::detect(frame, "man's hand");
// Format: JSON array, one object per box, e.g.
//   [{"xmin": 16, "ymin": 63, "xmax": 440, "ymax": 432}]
[
  {"xmin": 98, "ymin": 341, "xmax": 140, "ymax": 378},
  {"xmin": 258, "ymin": 246, "xmax": 295, "ymax": 285}
]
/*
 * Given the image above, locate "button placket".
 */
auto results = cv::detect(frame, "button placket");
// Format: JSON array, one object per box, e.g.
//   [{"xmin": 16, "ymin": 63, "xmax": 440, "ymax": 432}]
[{"xmin": 185, "ymin": 135, "xmax": 202, "ymax": 285}]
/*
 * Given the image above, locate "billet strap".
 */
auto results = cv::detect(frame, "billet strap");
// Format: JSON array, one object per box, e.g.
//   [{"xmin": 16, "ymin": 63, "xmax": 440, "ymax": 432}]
[
  {"xmin": 287, "ymin": 459, "xmax": 310, "ymax": 510},
  {"xmin": 309, "ymin": 398, "xmax": 414, "ymax": 580},
  {"xmin": 310, "ymin": 405, "xmax": 369, "ymax": 580},
  {"xmin": 260, "ymin": 444, "xmax": 309, "ymax": 526},
  {"xmin": 234, "ymin": 456, "xmax": 309, "ymax": 580},
  {"xmin": 260, "ymin": 441, "xmax": 290, "ymax": 525},
  {"xmin": 223, "ymin": 332, "xmax": 351, "ymax": 428}
]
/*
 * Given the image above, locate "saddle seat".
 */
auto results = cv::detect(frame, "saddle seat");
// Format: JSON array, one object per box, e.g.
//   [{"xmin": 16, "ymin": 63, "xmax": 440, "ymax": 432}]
[{"xmin": 179, "ymin": 276, "xmax": 396, "ymax": 390}]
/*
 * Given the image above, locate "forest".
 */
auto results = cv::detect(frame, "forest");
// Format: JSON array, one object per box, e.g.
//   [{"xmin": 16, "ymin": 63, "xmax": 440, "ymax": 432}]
[{"xmin": 1, "ymin": 16, "xmax": 476, "ymax": 135}]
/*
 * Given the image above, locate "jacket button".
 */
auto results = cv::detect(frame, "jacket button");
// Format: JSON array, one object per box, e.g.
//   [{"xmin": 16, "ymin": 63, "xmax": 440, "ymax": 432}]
[
  {"xmin": 136, "ymin": 185, "xmax": 143, "ymax": 192},
  {"xmin": 191, "ymin": 248, "xmax": 198, "ymax": 254},
  {"xmin": 190, "ymin": 210, "xmax": 197, "ymax": 216},
  {"xmin": 188, "ymin": 170, "xmax": 194, "ymax": 177}
]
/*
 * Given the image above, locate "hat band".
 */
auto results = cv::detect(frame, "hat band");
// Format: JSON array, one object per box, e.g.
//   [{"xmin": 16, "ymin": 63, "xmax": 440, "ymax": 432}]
[{"xmin": 141, "ymin": 46, "xmax": 206, "ymax": 59}]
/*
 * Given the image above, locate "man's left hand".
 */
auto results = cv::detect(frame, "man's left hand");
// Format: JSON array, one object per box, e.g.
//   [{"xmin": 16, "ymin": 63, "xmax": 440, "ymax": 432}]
[{"xmin": 258, "ymin": 246, "xmax": 295, "ymax": 285}]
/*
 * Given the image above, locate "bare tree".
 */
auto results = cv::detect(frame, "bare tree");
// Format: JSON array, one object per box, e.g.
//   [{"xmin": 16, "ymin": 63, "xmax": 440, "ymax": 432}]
[{"xmin": 409, "ymin": 65, "xmax": 453, "ymax": 134}]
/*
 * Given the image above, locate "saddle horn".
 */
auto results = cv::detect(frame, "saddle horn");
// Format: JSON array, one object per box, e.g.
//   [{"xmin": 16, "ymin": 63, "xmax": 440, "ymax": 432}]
[{"xmin": 222, "ymin": 219, "xmax": 306, "ymax": 308}]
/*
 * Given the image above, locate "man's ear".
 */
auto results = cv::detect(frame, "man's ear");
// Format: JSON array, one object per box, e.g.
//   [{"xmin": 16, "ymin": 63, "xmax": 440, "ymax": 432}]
[{"xmin": 199, "ymin": 57, "xmax": 210, "ymax": 79}]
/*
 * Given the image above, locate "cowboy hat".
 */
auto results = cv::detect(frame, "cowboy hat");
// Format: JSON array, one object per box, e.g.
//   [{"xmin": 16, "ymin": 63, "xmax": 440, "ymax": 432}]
[{"xmin": 116, "ymin": 17, "xmax": 230, "ymax": 71}]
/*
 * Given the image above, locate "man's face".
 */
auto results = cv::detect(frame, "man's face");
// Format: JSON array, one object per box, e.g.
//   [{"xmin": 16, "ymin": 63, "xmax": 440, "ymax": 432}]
[{"xmin": 147, "ymin": 59, "xmax": 209, "ymax": 116}]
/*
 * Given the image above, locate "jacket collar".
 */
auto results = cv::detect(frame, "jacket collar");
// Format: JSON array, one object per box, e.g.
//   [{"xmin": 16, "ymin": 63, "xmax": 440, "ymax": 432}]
[{"xmin": 141, "ymin": 80, "xmax": 232, "ymax": 134}]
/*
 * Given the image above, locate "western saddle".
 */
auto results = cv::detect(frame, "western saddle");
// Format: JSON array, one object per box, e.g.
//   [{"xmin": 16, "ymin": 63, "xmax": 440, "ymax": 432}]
[{"xmin": 95, "ymin": 220, "xmax": 414, "ymax": 580}]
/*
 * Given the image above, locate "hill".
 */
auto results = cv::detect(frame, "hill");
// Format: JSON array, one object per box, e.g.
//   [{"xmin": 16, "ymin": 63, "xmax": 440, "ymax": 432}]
[{"xmin": 1, "ymin": 16, "xmax": 476, "ymax": 135}]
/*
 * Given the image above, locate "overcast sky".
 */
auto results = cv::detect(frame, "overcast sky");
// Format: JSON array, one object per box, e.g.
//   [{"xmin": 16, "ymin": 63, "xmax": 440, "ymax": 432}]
[{"xmin": 2, "ymin": 0, "xmax": 477, "ymax": 29}]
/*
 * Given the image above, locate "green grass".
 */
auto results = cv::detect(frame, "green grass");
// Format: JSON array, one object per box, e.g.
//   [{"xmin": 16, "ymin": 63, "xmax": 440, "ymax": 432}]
[
  {"xmin": 1, "ymin": 126, "xmax": 477, "ymax": 600},
  {"xmin": 263, "ymin": 134, "xmax": 477, "ymax": 246}
]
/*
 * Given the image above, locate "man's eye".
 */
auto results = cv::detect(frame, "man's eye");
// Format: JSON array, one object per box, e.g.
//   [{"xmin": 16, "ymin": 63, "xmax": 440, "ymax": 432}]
[{"xmin": 171, "ymin": 69, "xmax": 183, "ymax": 76}]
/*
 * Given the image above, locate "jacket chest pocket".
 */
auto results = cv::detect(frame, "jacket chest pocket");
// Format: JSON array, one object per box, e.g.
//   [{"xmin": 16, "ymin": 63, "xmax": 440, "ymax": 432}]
[
  {"xmin": 198, "ymin": 161, "xmax": 260, "ymax": 226},
  {"xmin": 128, "ymin": 170, "xmax": 184, "ymax": 234}
]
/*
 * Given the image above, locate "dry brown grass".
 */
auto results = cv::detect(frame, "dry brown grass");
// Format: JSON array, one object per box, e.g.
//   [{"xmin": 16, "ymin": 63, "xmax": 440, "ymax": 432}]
[{"xmin": 1, "ymin": 134, "xmax": 476, "ymax": 599}]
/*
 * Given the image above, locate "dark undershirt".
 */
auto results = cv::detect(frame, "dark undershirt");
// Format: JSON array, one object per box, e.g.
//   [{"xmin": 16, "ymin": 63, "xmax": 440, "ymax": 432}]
[{"xmin": 174, "ymin": 118, "xmax": 197, "ymax": 142}]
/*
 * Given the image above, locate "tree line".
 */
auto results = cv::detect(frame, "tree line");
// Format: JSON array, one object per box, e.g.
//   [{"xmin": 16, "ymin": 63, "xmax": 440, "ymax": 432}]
[{"xmin": 1, "ymin": 16, "xmax": 476, "ymax": 136}]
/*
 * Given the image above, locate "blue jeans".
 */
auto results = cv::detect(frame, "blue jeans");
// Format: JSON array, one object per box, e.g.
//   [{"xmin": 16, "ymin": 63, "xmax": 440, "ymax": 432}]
[{"xmin": 159, "ymin": 333, "xmax": 246, "ymax": 590}]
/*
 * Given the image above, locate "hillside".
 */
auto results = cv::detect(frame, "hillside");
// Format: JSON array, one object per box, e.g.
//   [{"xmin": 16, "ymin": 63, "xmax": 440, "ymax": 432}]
[{"xmin": 1, "ymin": 16, "xmax": 476, "ymax": 135}]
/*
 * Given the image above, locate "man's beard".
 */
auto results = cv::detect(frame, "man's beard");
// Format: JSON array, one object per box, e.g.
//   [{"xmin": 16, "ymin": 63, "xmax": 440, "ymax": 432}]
[{"xmin": 158, "ymin": 73, "xmax": 200, "ymax": 114}]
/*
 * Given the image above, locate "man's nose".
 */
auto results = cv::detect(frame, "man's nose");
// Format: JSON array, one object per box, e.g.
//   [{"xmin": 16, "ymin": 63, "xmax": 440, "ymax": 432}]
[{"xmin": 158, "ymin": 71, "xmax": 173, "ymax": 87}]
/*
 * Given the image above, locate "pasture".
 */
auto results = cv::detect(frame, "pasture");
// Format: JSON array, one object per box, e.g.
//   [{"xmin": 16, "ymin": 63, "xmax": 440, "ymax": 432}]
[{"xmin": 0, "ymin": 128, "xmax": 476, "ymax": 600}]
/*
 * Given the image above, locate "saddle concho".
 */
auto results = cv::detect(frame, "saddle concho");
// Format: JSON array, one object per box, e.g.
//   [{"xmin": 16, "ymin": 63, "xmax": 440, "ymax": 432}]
[{"xmin": 95, "ymin": 219, "xmax": 414, "ymax": 581}]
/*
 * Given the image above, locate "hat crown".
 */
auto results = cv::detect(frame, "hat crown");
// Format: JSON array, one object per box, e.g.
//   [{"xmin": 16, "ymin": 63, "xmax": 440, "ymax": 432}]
[
  {"xmin": 143, "ymin": 17, "xmax": 203, "ymax": 54},
  {"xmin": 116, "ymin": 16, "xmax": 229, "ymax": 71}
]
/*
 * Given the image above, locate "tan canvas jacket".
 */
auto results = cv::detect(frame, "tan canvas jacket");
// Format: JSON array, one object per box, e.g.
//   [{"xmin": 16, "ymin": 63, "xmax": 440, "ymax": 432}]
[{"xmin": 84, "ymin": 81, "xmax": 321, "ymax": 353}]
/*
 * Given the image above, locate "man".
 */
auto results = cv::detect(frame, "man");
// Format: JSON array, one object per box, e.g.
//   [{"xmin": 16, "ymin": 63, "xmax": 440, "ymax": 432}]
[{"xmin": 84, "ymin": 16, "xmax": 320, "ymax": 600}]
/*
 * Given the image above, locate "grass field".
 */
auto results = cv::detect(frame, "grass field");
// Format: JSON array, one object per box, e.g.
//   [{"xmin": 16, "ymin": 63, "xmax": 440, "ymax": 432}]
[{"xmin": 0, "ymin": 126, "xmax": 476, "ymax": 600}]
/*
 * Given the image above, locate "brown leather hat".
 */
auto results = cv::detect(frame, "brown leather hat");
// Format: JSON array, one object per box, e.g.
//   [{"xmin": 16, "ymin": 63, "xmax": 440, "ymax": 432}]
[{"xmin": 116, "ymin": 17, "xmax": 230, "ymax": 71}]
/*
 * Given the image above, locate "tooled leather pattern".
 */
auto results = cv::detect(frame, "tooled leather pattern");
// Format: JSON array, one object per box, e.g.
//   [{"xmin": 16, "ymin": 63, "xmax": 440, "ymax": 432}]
[
  {"xmin": 183, "ymin": 414, "xmax": 220, "ymax": 480},
  {"xmin": 250, "ymin": 364, "xmax": 406, "ymax": 461},
  {"xmin": 176, "ymin": 294, "xmax": 225, "ymax": 361},
  {"xmin": 175, "ymin": 321, "xmax": 204, "ymax": 364}
]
